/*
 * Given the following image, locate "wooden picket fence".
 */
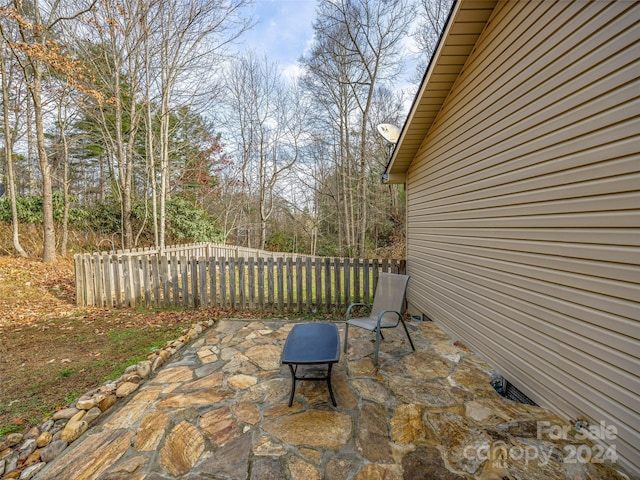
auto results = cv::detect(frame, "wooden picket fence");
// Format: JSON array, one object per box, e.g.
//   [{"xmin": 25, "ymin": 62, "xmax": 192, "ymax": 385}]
[
  {"xmin": 104, "ymin": 242, "xmax": 305, "ymax": 261},
  {"xmin": 74, "ymin": 248, "xmax": 405, "ymax": 312}
]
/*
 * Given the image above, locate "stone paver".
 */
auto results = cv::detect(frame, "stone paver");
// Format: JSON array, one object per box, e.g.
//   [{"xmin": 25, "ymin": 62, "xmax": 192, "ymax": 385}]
[{"xmin": 17, "ymin": 319, "xmax": 627, "ymax": 480}]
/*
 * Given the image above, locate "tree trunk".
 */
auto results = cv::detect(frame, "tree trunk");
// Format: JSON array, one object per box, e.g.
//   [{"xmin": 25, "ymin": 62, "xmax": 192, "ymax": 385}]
[
  {"xmin": 159, "ymin": 92, "xmax": 170, "ymax": 252},
  {"xmin": 0, "ymin": 45, "xmax": 27, "ymax": 257},
  {"xmin": 144, "ymin": 16, "xmax": 159, "ymax": 248},
  {"xmin": 112, "ymin": 63, "xmax": 133, "ymax": 250},
  {"xmin": 340, "ymin": 110, "xmax": 355, "ymax": 255},
  {"xmin": 25, "ymin": 92, "xmax": 37, "ymax": 195},
  {"xmin": 260, "ymin": 217, "xmax": 267, "ymax": 250},
  {"xmin": 99, "ymin": 154, "xmax": 106, "ymax": 203},
  {"xmin": 124, "ymin": 79, "xmax": 138, "ymax": 248},
  {"xmin": 259, "ymin": 143, "xmax": 267, "ymax": 249},
  {"xmin": 31, "ymin": 64, "xmax": 56, "ymax": 262},
  {"xmin": 358, "ymin": 113, "xmax": 369, "ymax": 259},
  {"xmin": 59, "ymin": 101, "xmax": 70, "ymax": 257}
]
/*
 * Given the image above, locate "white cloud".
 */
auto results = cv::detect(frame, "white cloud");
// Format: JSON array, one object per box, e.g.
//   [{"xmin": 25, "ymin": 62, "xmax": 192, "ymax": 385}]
[
  {"xmin": 240, "ymin": 0, "xmax": 316, "ymax": 69},
  {"xmin": 282, "ymin": 63, "xmax": 305, "ymax": 81}
]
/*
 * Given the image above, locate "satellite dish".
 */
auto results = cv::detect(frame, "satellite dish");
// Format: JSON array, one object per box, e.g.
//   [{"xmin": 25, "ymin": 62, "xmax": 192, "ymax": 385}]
[{"xmin": 376, "ymin": 123, "xmax": 401, "ymax": 144}]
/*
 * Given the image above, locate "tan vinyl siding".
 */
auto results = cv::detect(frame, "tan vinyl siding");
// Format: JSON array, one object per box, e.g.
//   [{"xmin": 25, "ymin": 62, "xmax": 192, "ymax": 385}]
[{"xmin": 405, "ymin": 0, "xmax": 640, "ymax": 474}]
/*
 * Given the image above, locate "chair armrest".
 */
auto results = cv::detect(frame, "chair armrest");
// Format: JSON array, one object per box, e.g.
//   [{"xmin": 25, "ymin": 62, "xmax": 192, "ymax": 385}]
[
  {"xmin": 376, "ymin": 310, "xmax": 402, "ymax": 328},
  {"xmin": 346, "ymin": 303, "xmax": 372, "ymax": 320}
]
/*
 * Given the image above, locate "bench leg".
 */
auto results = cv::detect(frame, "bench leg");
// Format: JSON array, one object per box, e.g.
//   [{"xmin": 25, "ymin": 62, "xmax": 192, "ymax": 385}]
[
  {"xmin": 327, "ymin": 363, "xmax": 337, "ymax": 407},
  {"xmin": 287, "ymin": 363, "xmax": 338, "ymax": 407},
  {"xmin": 288, "ymin": 364, "xmax": 297, "ymax": 407}
]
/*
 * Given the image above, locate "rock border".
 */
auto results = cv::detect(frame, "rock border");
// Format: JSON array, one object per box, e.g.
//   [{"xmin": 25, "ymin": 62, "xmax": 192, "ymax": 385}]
[{"xmin": 0, "ymin": 319, "xmax": 215, "ymax": 480}]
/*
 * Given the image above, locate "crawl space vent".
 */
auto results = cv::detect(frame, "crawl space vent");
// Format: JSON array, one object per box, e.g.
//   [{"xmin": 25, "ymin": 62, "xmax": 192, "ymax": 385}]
[{"xmin": 491, "ymin": 375, "xmax": 538, "ymax": 406}]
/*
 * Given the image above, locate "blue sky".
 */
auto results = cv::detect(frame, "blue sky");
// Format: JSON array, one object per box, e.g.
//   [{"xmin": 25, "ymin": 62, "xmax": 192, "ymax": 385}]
[
  {"xmin": 235, "ymin": 0, "xmax": 421, "ymax": 108},
  {"xmin": 238, "ymin": 0, "xmax": 318, "ymax": 77}
]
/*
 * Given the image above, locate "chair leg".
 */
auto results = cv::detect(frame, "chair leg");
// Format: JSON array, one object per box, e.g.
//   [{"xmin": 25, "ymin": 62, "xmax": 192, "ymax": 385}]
[
  {"xmin": 373, "ymin": 327, "xmax": 382, "ymax": 366},
  {"xmin": 343, "ymin": 322, "xmax": 349, "ymax": 353},
  {"xmin": 400, "ymin": 319, "xmax": 415, "ymax": 351}
]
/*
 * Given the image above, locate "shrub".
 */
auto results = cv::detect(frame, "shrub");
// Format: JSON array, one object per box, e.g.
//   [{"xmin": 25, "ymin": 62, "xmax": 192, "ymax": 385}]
[
  {"xmin": 0, "ymin": 192, "xmax": 87, "ymax": 225},
  {"xmin": 166, "ymin": 196, "xmax": 224, "ymax": 243}
]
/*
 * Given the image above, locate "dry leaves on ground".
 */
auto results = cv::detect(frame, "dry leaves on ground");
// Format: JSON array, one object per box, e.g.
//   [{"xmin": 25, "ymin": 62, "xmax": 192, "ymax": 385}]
[{"xmin": 0, "ymin": 256, "xmax": 243, "ymax": 435}]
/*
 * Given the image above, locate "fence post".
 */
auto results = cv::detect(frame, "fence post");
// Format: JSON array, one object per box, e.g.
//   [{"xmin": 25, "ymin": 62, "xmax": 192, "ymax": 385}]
[
  {"xmin": 277, "ymin": 257, "xmax": 284, "ymax": 310},
  {"xmin": 296, "ymin": 257, "xmax": 303, "ymax": 313},
  {"xmin": 305, "ymin": 257, "xmax": 312, "ymax": 313},
  {"xmin": 363, "ymin": 259, "xmax": 370, "ymax": 305},
  {"xmin": 286, "ymin": 258, "xmax": 293, "ymax": 310},
  {"xmin": 73, "ymin": 256, "xmax": 84, "ymax": 306},
  {"xmin": 93, "ymin": 253, "xmax": 103, "ymax": 307},
  {"xmin": 151, "ymin": 255, "xmax": 160, "ymax": 307},
  {"xmin": 372, "ymin": 259, "xmax": 379, "ymax": 295},
  {"xmin": 247, "ymin": 257, "xmax": 254, "ymax": 309},
  {"xmin": 142, "ymin": 256, "xmax": 151, "ymax": 306},
  {"xmin": 161, "ymin": 256, "xmax": 169, "ymax": 307},
  {"xmin": 219, "ymin": 257, "xmax": 227, "ymax": 308},
  {"xmin": 122, "ymin": 255, "xmax": 132, "ymax": 307},
  {"xmin": 171, "ymin": 256, "xmax": 180, "ymax": 307},
  {"xmin": 353, "ymin": 258, "xmax": 360, "ymax": 304},
  {"xmin": 101, "ymin": 254, "xmax": 111, "ymax": 308},
  {"xmin": 209, "ymin": 258, "xmax": 217, "ymax": 307},
  {"xmin": 324, "ymin": 258, "xmax": 331, "ymax": 312},
  {"xmin": 131, "ymin": 255, "xmax": 141, "ymax": 307},
  {"xmin": 181, "ymin": 256, "xmax": 189, "ymax": 307},
  {"xmin": 314, "ymin": 258, "xmax": 322, "ymax": 313},
  {"xmin": 343, "ymin": 258, "xmax": 350, "ymax": 309},
  {"xmin": 102, "ymin": 253, "xmax": 113, "ymax": 308},
  {"xmin": 112, "ymin": 255, "xmax": 121, "ymax": 307},
  {"xmin": 257, "ymin": 257, "xmax": 264, "ymax": 309},
  {"xmin": 84, "ymin": 254, "xmax": 95, "ymax": 307},
  {"xmin": 334, "ymin": 258, "xmax": 341, "ymax": 311},
  {"xmin": 267, "ymin": 258, "xmax": 274, "ymax": 312},
  {"xmin": 229, "ymin": 257, "xmax": 236, "ymax": 310},
  {"xmin": 191, "ymin": 257, "xmax": 199, "ymax": 308},
  {"xmin": 238, "ymin": 257, "xmax": 245, "ymax": 309}
]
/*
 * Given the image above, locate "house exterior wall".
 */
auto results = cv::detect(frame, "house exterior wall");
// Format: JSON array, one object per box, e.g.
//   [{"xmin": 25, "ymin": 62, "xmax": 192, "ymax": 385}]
[{"xmin": 405, "ymin": 0, "xmax": 639, "ymax": 474}]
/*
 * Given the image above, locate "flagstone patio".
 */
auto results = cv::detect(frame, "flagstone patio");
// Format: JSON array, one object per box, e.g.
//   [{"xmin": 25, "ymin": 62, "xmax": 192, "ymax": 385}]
[{"xmin": 29, "ymin": 319, "xmax": 625, "ymax": 480}]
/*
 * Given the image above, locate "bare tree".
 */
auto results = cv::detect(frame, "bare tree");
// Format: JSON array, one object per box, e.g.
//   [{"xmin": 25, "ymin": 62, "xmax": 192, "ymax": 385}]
[
  {"xmin": 1, "ymin": 0, "xmax": 96, "ymax": 261},
  {"xmin": 0, "ymin": 35, "xmax": 27, "ymax": 257},
  {"xmin": 75, "ymin": 0, "xmax": 147, "ymax": 250},
  {"xmin": 338, "ymin": 0, "xmax": 412, "ymax": 257},
  {"xmin": 2, "ymin": 1, "xmax": 58, "ymax": 260},
  {"xmin": 25, "ymin": 86, "xmax": 36, "ymax": 195},
  {"xmin": 223, "ymin": 53, "xmax": 308, "ymax": 249},
  {"xmin": 412, "ymin": 0, "xmax": 453, "ymax": 83},
  {"xmin": 302, "ymin": 24, "xmax": 360, "ymax": 254},
  {"xmin": 303, "ymin": 0, "xmax": 412, "ymax": 257},
  {"xmin": 141, "ymin": 1, "xmax": 159, "ymax": 248},
  {"xmin": 152, "ymin": 0, "xmax": 250, "ymax": 251},
  {"xmin": 51, "ymin": 85, "xmax": 77, "ymax": 256}
]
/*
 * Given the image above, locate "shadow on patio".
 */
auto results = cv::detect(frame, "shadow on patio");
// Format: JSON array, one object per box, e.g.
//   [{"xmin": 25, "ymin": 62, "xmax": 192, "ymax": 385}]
[{"xmin": 33, "ymin": 319, "xmax": 624, "ymax": 480}]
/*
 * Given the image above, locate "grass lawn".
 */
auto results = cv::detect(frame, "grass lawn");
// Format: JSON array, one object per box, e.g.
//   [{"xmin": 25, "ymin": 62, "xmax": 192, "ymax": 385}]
[{"xmin": 0, "ymin": 257, "xmax": 238, "ymax": 435}]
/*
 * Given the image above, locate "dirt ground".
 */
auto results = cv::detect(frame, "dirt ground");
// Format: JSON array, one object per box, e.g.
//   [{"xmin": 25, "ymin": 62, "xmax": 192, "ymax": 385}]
[{"xmin": 0, "ymin": 256, "xmax": 237, "ymax": 435}]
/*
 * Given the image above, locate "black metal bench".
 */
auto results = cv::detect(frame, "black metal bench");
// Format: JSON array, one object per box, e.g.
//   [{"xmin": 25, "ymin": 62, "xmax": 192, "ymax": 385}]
[{"xmin": 281, "ymin": 323, "xmax": 340, "ymax": 407}]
